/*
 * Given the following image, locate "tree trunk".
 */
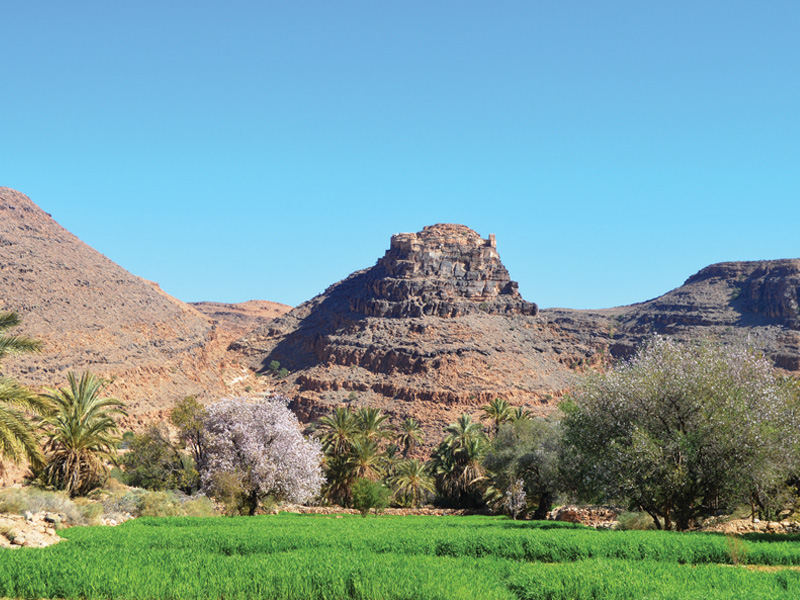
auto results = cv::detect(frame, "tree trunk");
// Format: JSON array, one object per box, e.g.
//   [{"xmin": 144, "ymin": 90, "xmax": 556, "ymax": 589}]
[{"xmin": 532, "ymin": 492, "xmax": 553, "ymax": 520}]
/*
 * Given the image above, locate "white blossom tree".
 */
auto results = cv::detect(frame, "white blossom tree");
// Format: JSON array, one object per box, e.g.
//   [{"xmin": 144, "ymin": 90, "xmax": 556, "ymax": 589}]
[{"xmin": 201, "ymin": 396, "xmax": 324, "ymax": 514}]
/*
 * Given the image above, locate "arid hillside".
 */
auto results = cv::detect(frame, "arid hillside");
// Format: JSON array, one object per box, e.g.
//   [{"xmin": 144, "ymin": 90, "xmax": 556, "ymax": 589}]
[{"xmin": 0, "ymin": 188, "xmax": 277, "ymax": 426}]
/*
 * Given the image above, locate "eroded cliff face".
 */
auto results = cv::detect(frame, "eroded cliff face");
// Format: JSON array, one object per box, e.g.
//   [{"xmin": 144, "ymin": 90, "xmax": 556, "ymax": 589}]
[{"xmin": 356, "ymin": 224, "xmax": 537, "ymax": 318}]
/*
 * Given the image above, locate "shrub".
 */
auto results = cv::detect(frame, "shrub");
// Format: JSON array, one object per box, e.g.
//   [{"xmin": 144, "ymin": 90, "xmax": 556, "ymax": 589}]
[
  {"xmin": 616, "ymin": 511, "xmax": 657, "ymax": 531},
  {"xmin": 0, "ymin": 488, "xmax": 85, "ymax": 524},
  {"xmin": 120, "ymin": 424, "xmax": 199, "ymax": 493},
  {"xmin": 351, "ymin": 478, "xmax": 390, "ymax": 516}
]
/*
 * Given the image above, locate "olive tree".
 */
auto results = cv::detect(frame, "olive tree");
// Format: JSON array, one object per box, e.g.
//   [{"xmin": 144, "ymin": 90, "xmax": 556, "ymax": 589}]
[
  {"xmin": 562, "ymin": 336, "xmax": 799, "ymax": 530},
  {"xmin": 201, "ymin": 396, "xmax": 324, "ymax": 514},
  {"xmin": 483, "ymin": 418, "xmax": 564, "ymax": 519}
]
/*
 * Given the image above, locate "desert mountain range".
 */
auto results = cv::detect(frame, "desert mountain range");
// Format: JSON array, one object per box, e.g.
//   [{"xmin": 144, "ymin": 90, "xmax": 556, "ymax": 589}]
[{"xmin": 2, "ymin": 187, "xmax": 799, "ymax": 439}]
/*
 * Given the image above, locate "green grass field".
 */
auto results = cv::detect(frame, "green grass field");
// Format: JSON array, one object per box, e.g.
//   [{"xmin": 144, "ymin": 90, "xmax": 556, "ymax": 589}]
[{"xmin": 1, "ymin": 514, "xmax": 799, "ymax": 599}]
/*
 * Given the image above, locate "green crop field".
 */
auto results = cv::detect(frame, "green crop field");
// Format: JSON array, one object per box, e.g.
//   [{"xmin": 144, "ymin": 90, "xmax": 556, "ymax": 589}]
[{"xmin": 1, "ymin": 515, "xmax": 799, "ymax": 599}]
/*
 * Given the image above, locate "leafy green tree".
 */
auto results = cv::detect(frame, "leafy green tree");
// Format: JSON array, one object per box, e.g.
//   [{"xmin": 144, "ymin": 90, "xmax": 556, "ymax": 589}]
[
  {"xmin": 120, "ymin": 424, "xmax": 199, "ymax": 493},
  {"xmin": 483, "ymin": 418, "xmax": 564, "ymax": 519},
  {"xmin": 390, "ymin": 459, "xmax": 435, "ymax": 508},
  {"xmin": 396, "ymin": 418, "xmax": 424, "ymax": 458},
  {"xmin": 351, "ymin": 477, "xmax": 390, "ymax": 516},
  {"xmin": 169, "ymin": 396, "xmax": 207, "ymax": 471},
  {"xmin": 39, "ymin": 372, "xmax": 127, "ymax": 496},
  {"xmin": 563, "ymin": 337, "xmax": 799, "ymax": 530},
  {"xmin": 0, "ymin": 312, "xmax": 52, "ymax": 471}
]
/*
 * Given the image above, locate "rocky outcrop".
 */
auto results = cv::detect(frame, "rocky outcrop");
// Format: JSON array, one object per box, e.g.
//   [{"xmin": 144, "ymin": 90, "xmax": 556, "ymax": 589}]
[
  {"xmin": 356, "ymin": 224, "xmax": 537, "ymax": 318},
  {"xmin": 543, "ymin": 259, "xmax": 800, "ymax": 371},
  {"xmin": 233, "ymin": 225, "xmax": 592, "ymax": 444}
]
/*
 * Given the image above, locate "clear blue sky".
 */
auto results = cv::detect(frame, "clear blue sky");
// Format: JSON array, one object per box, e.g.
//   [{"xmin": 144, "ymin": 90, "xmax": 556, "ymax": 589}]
[{"xmin": 2, "ymin": 2, "xmax": 798, "ymax": 309}]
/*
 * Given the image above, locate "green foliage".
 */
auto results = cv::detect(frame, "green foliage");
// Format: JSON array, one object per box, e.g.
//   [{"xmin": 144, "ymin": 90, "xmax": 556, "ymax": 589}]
[
  {"xmin": 169, "ymin": 396, "xmax": 207, "ymax": 471},
  {"xmin": 120, "ymin": 424, "xmax": 199, "ymax": 494},
  {"xmin": 483, "ymin": 418, "xmax": 564, "ymax": 520},
  {"xmin": 563, "ymin": 337, "xmax": 800, "ymax": 530},
  {"xmin": 205, "ymin": 471, "xmax": 252, "ymax": 515},
  {"xmin": 0, "ymin": 311, "xmax": 51, "ymax": 468},
  {"xmin": 430, "ymin": 414, "xmax": 489, "ymax": 507},
  {"xmin": 389, "ymin": 459, "xmax": 435, "ymax": 508},
  {"xmin": 39, "ymin": 372, "xmax": 127, "ymax": 497},
  {"xmin": 616, "ymin": 511, "xmax": 657, "ymax": 531},
  {"xmin": 351, "ymin": 478, "xmax": 390, "ymax": 516},
  {"xmin": 396, "ymin": 418, "xmax": 424, "ymax": 458},
  {"xmin": 315, "ymin": 406, "xmax": 395, "ymax": 505},
  {"xmin": 3, "ymin": 516, "xmax": 800, "ymax": 599},
  {"xmin": 481, "ymin": 398, "xmax": 512, "ymax": 436},
  {"xmin": 268, "ymin": 360, "xmax": 281, "ymax": 373},
  {"xmin": 277, "ymin": 367, "xmax": 289, "ymax": 379}
]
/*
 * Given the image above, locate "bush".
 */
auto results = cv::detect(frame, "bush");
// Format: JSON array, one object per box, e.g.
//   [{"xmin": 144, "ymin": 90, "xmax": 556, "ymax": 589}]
[
  {"xmin": 351, "ymin": 478, "xmax": 390, "ymax": 516},
  {"xmin": 0, "ymin": 488, "xmax": 85, "ymax": 524},
  {"xmin": 120, "ymin": 424, "xmax": 199, "ymax": 493},
  {"xmin": 205, "ymin": 471, "xmax": 251, "ymax": 516},
  {"xmin": 97, "ymin": 486, "xmax": 218, "ymax": 518},
  {"xmin": 616, "ymin": 512, "xmax": 657, "ymax": 531}
]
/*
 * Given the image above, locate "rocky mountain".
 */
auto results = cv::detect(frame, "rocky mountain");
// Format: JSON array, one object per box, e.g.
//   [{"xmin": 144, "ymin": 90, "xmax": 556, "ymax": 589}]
[
  {"xmin": 232, "ymin": 224, "xmax": 599, "ymax": 435},
  {"xmin": 233, "ymin": 225, "xmax": 800, "ymax": 442},
  {"xmin": 0, "ymin": 188, "xmax": 274, "ymax": 426},
  {"xmin": 4, "ymin": 186, "xmax": 799, "ymax": 444}
]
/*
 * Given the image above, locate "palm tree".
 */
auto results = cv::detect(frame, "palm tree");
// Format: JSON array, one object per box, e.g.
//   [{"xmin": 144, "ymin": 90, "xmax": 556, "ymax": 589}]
[
  {"xmin": 444, "ymin": 414, "xmax": 485, "ymax": 450},
  {"xmin": 481, "ymin": 398, "xmax": 512, "ymax": 436},
  {"xmin": 396, "ymin": 418, "xmax": 424, "ymax": 458},
  {"xmin": 390, "ymin": 459, "xmax": 435, "ymax": 508},
  {"xmin": 354, "ymin": 407, "xmax": 393, "ymax": 443},
  {"xmin": 508, "ymin": 406, "xmax": 533, "ymax": 424},
  {"xmin": 431, "ymin": 414, "xmax": 489, "ymax": 506},
  {"xmin": 314, "ymin": 407, "xmax": 358, "ymax": 457},
  {"xmin": 0, "ymin": 312, "xmax": 41, "ymax": 361},
  {"xmin": 345, "ymin": 438, "xmax": 384, "ymax": 482},
  {"xmin": 0, "ymin": 311, "xmax": 51, "ymax": 471},
  {"xmin": 381, "ymin": 444, "xmax": 402, "ymax": 479},
  {"xmin": 40, "ymin": 372, "xmax": 127, "ymax": 496}
]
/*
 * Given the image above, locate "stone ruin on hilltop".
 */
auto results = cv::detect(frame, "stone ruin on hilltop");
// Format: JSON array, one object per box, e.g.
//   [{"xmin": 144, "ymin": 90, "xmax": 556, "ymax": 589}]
[{"xmin": 355, "ymin": 223, "xmax": 538, "ymax": 318}]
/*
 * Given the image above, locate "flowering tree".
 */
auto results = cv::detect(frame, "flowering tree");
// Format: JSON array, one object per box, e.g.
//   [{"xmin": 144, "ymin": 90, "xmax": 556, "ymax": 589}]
[
  {"xmin": 563, "ymin": 337, "xmax": 799, "ymax": 530},
  {"xmin": 201, "ymin": 396, "xmax": 324, "ymax": 514}
]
